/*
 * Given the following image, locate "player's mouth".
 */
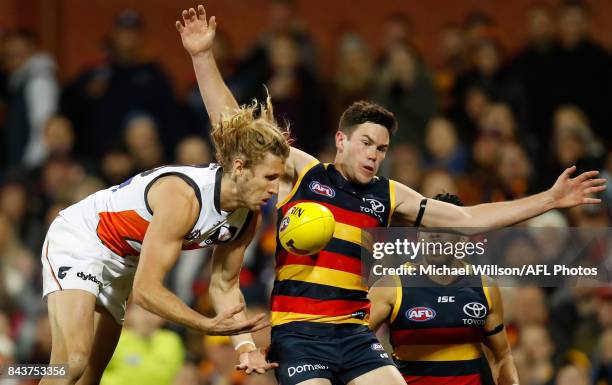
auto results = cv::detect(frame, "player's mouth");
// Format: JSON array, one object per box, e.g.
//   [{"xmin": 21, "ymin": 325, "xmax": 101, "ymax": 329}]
[{"xmin": 362, "ymin": 165, "xmax": 375, "ymax": 175}]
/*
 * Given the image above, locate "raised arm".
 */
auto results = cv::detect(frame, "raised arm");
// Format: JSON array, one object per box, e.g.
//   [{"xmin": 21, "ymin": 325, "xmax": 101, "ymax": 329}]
[
  {"xmin": 393, "ymin": 166, "xmax": 606, "ymax": 230},
  {"xmin": 133, "ymin": 176, "xmax": 266, "ymax": 335},
  {"xmin": 209, "ymin": 214, "xmax": 277, "ymax": 374},
  {"xmin": 176, "ymin": 5, "xmax": 238, "ymax": 125}
]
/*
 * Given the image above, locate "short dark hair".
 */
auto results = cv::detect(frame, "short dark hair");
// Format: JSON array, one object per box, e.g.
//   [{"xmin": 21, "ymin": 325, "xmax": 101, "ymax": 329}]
[
  {"xmin": 433, "ymin": 193, "xmax": 464, "ymax": 206},
  {"xmin": 339, "ymin": 101, "xmax": 398, "ymax": 136}
]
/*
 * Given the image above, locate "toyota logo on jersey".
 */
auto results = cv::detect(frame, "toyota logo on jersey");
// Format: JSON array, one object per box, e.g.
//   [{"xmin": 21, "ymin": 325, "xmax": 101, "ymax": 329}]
[
  {"xmin": 463, "ymin": 302, "xmax": 487, "ymax": 319},
  {"xmin": 406, "ymin": 307, "xmax": 437, "ymax": 322}
]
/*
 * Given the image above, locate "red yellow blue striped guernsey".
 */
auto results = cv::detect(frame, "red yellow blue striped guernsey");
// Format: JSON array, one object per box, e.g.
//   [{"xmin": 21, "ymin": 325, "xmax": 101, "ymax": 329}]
[
  {"xmin": 272, "ymin": 162, "xmax": 396, "ymax": 334},
  {"xmin": 389, "ymin": 264, "xmax": 494, "ymax": 385}
]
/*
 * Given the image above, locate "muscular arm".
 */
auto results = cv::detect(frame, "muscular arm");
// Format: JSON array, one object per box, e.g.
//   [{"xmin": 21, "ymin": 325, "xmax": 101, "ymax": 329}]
[
  {"xmin": 133, "ymin": 176, "xmax": 208, "ymax": 330},
  {"xmin": 483, "ymin": 283, "xmax": 519, "ymax": 385},
  {"xmin": 367, "ymin": 276, "xmax": 397, "ymax": 331},
  {"xmin": 133, "ymin": 176, "xmax": 266, "ymax": 335},
  {"xmin": 209, "ymin": 214, "xmax": 261, "ymax": 350},
  {"xmin": 393, "ymin": 166, "xmax": 606, "ymax": 231}
]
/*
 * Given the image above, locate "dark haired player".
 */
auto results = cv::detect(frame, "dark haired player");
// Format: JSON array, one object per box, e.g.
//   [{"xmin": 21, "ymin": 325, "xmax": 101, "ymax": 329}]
[{"xmin": 177, "ymin": 5, "xmax": 605, "ymax": 384}]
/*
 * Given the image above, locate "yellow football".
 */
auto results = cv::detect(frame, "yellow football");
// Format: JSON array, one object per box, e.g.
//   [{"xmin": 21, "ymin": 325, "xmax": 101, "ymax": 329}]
[{"xmin": 279, "ymin": 202, "xmax": 336, "ymax": 256}]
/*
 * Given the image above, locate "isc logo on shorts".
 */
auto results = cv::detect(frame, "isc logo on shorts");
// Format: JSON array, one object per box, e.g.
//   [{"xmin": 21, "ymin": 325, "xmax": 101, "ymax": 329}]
[{"xmin": 406, "ymin": 307, "xmax": 436, "ymax": 322}]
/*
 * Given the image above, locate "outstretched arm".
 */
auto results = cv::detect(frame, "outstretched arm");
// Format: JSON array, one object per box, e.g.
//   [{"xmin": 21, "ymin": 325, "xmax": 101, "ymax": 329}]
[
  {"xmin": 393, "ymin": 166, "xmax": 606, "ymax": 230},
  {"xmin": 176, "ymin": 5, "xmax": 238, "ymax": 125},
  {"xmin": 209, "ymin": 214, "xmax": 278, "ymax": 374},
  {"xmin": 133, "ymin": 176, "xmax": 267, "ymax": 335}
]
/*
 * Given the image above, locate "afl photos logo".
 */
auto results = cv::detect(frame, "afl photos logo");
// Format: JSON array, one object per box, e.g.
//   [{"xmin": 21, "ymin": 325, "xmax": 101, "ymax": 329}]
[
  {"xmin": 406, "ymin": 307, "xmax": 437, "ymax": 322},
  {"xmin": 463, "ymin": 302, "xmax": 487, "ymax": 318},
  {"xmin": 309, "ymin": 181, "xmax": 335, "ymax": 198}
]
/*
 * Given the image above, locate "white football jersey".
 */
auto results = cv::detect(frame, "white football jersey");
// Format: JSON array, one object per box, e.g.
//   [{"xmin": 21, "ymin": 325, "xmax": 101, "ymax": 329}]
[{"xmin": 59, "ymin": 164, "xmax": 253, "ymax": 259}]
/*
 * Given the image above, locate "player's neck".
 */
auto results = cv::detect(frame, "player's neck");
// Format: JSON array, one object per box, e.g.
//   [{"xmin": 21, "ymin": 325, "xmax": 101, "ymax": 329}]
[{"xmin": 219, "ymin": 174, "xmax": 242, "ymax": 212}]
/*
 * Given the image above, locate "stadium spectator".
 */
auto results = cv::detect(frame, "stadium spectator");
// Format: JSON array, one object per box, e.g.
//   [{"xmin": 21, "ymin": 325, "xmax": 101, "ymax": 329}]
[{"xmin": 2, "ymin": 30, "xmax": 59, "ymax": 169}]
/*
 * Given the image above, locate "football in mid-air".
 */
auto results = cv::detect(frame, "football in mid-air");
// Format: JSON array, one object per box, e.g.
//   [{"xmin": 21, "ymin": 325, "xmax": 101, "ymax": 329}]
[{"xmin": 279, "ymin": 202, "xmax": 335, "ymax": 256}]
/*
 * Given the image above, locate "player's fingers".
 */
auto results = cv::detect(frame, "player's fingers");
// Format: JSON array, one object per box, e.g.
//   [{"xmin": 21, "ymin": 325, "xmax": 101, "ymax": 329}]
[
  {"xmin": 236, "ymin": 364, "xmax": 248, "ymax": 371},
  {"xmin": 175, "ymin": 20, "xmax": 184, "ymax": 32},
  {"xmin": 587, "ymin": 178, "xmax": 607, "ymax": 186},
  {"xmin": 198, "ymin": 4, "xmax": 207, "ymax": 22},
  {"xmin": 188, "ymin": 8, "xmax": 198, "ymax": 22},
  {"xmin": 182, "ymin": 10, "xmax": 190, "ymax": 25},
  {"xmin": 584, "ymin": 185, "xmax": 606, "ymax": 195},
  {"xmin": 269, "ymin": 362, "xmax": 280, "ymax": 368},
  {"xmin": 583, "ymin": 197, "xmax": 602, "ymax": 204},
  {"xmin": 256, "ymin": 368, "xmax": 266, "ymax": 374},
  {"xmin": 209, "ymin": 16, "xmax": 217, "ymax": 32},
  {"xmin": 575, "ymin": 170, "xmax": 599, "ymax": 182},
  {"xmin": 562, "ymin": 165, "xmax": 576, "ymax": 179}
]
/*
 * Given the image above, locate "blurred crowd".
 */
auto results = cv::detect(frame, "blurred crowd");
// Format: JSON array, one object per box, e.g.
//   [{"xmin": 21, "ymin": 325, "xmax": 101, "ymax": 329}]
[{"xmin": 0, "ymin": 0, "xmax": 611, "ymax": 384}]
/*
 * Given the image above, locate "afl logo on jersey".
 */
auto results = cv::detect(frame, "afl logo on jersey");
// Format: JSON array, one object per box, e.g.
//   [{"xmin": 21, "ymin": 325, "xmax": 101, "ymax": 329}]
[
  {"xmin": 407, "ymin": 307, "xmax": 437, "ymax": 322},
  {"xmin": 309, "ymin": 181, "xmax": 335, "ymax": 198}
]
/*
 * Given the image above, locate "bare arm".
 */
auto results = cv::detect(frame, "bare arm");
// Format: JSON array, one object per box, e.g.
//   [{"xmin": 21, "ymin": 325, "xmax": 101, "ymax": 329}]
[
  {"xmin": 393, "ymin": 166, "xmax": 606, "ymax": 231},
  {"xmin": 483, "ymin": 283, "xmax": 519, "ymax": 385},
  {"xmin": 209, "ymin": 214, "xmax": 277, "ymax": 373},
  {"xmin": 133, "ymin": 176, "xmax": 265, "ymax": 335},
  {"xmin": 176, "ymin": 5, "xmax": 238, "ymax": 125},
  {"xmin": 367, "ymin": 276, "xmax": 397, "ymax": 331}
]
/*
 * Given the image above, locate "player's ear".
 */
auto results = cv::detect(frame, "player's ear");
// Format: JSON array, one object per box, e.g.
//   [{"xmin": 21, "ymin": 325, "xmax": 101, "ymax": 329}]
[
  {"xmin": 335, "ymin": 130, "xmax": 346, "ymax": 152},
  {"xmin": 232, "ymin": 158, "xmax": 246, "ymax": 177}
]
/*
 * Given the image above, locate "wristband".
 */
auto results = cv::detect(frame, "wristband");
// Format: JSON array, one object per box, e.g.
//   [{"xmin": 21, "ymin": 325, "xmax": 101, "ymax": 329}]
[{"xmin": 235, "ymin": 341, "xmax": 256, "ymax": 354}]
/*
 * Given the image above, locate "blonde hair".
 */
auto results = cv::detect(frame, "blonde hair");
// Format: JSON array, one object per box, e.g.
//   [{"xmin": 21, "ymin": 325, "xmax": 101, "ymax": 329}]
[{"xmin": 211, "ymin": 97, "xmax": 291, "ymax": 170}]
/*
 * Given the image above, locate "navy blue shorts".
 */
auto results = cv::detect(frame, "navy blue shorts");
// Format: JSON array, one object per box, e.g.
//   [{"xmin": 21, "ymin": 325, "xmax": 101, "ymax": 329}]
[{"xmin": 269, "ymin": 324, "xmax": 396, "ymax": 385}]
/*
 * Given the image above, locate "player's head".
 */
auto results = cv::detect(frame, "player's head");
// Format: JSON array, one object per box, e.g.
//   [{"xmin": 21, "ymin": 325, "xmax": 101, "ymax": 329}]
[
  {"xmin": 211, "ymin": 97, "xmax": 290, "ymax": 211},
  {"xmin": 335, "ymin": 101, "xmax": 398, "ymax": 184},
  {"xmin": 419, "ymin": 193, "xmax": 465, "ymax": 266}
]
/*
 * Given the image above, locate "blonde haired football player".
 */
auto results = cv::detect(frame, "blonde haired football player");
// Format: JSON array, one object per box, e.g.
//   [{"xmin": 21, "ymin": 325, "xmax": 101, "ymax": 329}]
[{"xmin": 40, "ymin": 89, "xmax": 289, "ymax": 383}]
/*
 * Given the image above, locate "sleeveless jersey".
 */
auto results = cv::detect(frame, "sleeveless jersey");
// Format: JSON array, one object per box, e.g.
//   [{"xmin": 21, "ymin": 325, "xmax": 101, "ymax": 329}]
[
  {"xmin": 59, "ymin": 164, "xmax": 253, "ymax": 264},
  {"xmin": 389, "ymin": 265, "xmax": 493, "ymax": 385},
  {"xmin": 271, "ymin": 161, "xmax": 396, "ymax": 332}
]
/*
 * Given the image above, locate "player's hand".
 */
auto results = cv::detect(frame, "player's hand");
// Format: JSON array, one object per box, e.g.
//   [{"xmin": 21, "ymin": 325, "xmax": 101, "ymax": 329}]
[
  {"xmin": 175, "ymin": 4, "xmax": 217, "ymax": 58},
  {"xmin": 548, "ymin": 166, "xmax": 607, "ymax": 208},
  {"xmin": 236, "ymin": 347, "xmax": 279, "ymax": 374},
  {"xmin": 203, "ymin": 304, "xmax": 269, "ymax": 335}
]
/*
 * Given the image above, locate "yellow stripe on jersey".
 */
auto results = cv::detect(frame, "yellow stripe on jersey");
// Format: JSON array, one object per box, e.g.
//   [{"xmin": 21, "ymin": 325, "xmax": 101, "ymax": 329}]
[
  {"xmin": 388, "ymin": 180, "xmax": 397, "ymax": 226},
  {"xmin": 276, "ymin": 264, "xmax": 367, "ymax": 292},
  {"xmin": 271, "ymin": 311, "xmax": 369, "ymax": 326},
  {"xmin": 390, "ymin": 274, "xmax": 403, "ymax": 323},
  {"xmin": 481, "ymin": 275, "xmax": 492, "ymax": 311},
  {"xmin": 394, "ymin": 343, "xmax": 482, "ymax": 362},
  {"xmin": 277, "ymin": 159, "xmax": 320, "ymax": 208},
  {"xmin": 333, "ymin": 222, "xmax": 373, "ymax": 248}
]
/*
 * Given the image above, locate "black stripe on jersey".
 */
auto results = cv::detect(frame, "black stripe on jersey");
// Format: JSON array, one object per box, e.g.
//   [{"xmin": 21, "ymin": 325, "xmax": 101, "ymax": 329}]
[
  {"xmin": 395, "ymin": 358, "xmax": 482, "ymax": 377},
  {"xmin": 272, "ymin": 280, "xmax": 367, "ymax": 301},
  {"xmin": 272, "ymin": 321, "xmax": 369, "ymax": 337},
  {"xmin": 144, "ymin": 172, "xmax": 203, "ymax": 220},
  {"xmin": 214, "ymin": 166, "xmax": 222, "ymax": 214},
  {"xmin": 324, "ymin": 238, "xmax": 365, "ymax": 259}
]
